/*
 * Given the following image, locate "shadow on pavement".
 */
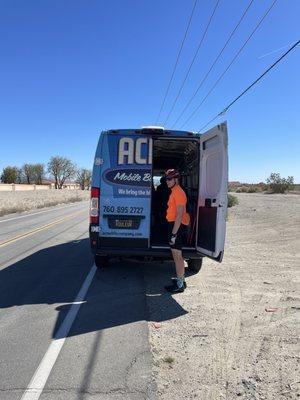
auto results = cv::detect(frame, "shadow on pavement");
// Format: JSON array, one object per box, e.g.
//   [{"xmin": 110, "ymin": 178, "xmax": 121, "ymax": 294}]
[{"xmin": 0, "ymin": 239, "xmax": 188, "ymax": 339}]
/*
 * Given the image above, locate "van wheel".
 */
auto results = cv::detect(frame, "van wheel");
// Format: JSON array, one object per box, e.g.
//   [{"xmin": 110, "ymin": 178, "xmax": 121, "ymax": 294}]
[
  {"xmin": 187, "ymin": 258, "xmax": 203, "ymax": 273},
  {"xmin": 94, "ymin": 255, "xmax": 109, "ymax": 268}
]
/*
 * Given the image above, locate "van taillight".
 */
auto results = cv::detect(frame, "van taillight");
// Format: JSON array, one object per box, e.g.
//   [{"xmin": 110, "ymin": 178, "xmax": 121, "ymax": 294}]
[{"xmin": 90, "ymin": 187, "xmax": 100, "ymax": 224}]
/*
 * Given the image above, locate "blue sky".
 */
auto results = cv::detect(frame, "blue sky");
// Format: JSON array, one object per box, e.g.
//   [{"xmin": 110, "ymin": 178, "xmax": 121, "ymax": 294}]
[{"xmin": 0, "ymin": 0, "xmax": 299, "ymax": 183}]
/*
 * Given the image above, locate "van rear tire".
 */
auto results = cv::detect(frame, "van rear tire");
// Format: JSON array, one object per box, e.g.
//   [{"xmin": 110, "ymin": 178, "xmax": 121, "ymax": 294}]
[
  {"xmin": 187, "ymin": 258, "xmax": 203, "ymax": 273},
  {"xmin": 95, "ymin": 255, "xmax": 109, "ymax": 268}
]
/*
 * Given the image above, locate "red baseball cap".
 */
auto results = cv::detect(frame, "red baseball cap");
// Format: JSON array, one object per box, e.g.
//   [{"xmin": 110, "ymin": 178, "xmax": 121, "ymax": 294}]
[{"xmin": 165, "ymin": 169, "xmax": 180, "ymax": 179}]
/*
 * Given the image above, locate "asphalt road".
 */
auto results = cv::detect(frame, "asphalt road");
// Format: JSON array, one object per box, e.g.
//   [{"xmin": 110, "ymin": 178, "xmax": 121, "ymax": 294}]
[{"xmin": 0, "ymin": 201, "xmax": 156, "ymax": 400}]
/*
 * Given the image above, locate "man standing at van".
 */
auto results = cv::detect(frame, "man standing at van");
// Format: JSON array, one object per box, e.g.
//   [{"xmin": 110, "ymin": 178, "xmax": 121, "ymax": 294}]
[{"xmin": 164, "ymin": 169, "xmax": 190, "ymax": 293}]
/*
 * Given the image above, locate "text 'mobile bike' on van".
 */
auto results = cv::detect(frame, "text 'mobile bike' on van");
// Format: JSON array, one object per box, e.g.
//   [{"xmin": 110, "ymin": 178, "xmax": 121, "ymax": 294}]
[{"xmin": 89, "ymin": 123, "xmax": 228, "ymax": 272}]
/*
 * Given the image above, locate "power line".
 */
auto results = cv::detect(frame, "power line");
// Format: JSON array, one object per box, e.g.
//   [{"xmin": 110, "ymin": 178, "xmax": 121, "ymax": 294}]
[
  {"xmin": 155, "ymin": 0, "xmax": 198, "ymax": 125},
  {"xmin": 171, "ymin": 0, "xmax": 255, "ymax": 128},
  {"xmin": 198, "ymin": 39, "xmax": 300, "ymax": 132},
  {"xmin": 179, "ymin": 0, "xmax": 278, "ymax": 129},
  {"xmin": 163, "ymin": 0, "xmax": 221, "ymax": 126}
]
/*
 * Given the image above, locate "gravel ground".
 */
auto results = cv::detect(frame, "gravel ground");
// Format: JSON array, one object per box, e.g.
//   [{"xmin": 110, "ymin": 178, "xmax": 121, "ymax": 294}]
[
  {"xmin": 0, "ymin": 189, "xmax": 90, "ymax": 216},
  {"xmin": 145, "ymin": 193, "xmax": 300, "ymax": 400}
]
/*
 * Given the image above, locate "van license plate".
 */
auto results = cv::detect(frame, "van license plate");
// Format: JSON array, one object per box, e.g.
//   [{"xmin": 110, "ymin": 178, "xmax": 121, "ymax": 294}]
[
  {"xmin": 115, "ymin": 219, "xmax": 133, "ymax": 228},
  {"xmin": 105, "ymin": 215, "xmax": 144, "ymax": 230}
]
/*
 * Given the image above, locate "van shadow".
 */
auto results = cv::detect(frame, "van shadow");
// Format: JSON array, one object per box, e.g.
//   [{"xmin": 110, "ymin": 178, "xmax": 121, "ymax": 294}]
[{"xmin": 0, "ymin": 239, "xmax": 188, "ymax": 339}]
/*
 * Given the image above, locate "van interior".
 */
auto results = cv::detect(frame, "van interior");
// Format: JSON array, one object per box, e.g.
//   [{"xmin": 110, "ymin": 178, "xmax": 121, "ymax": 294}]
[{"xmin": 151, "ymin": 138, "xmax": 199, "ymax": 248}]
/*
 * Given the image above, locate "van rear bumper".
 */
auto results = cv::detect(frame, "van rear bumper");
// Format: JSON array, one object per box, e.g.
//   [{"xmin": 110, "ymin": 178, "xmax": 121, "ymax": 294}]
[
  {"xmin": 89, "ymin": 230, "xmax": 204, "ymax": 259},
  {"xmin": 91, "ymin": 246, "xmax": 203, "ymax": 260}
]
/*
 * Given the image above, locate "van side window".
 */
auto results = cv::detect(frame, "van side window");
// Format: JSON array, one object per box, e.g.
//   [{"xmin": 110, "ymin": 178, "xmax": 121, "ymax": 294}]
[{"xmin": 205, "ymin": 151, "xmax": 222, "ymax": 197}]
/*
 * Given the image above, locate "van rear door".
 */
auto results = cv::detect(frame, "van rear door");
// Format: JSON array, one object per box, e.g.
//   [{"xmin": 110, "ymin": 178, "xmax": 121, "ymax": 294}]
[
  {"xmin": 196, "ymin": 122, "xmax": 228, "ymax": 261},
  {"xmin": 99, "ymin": 132, "xmax": 152, "ymax": 249}
]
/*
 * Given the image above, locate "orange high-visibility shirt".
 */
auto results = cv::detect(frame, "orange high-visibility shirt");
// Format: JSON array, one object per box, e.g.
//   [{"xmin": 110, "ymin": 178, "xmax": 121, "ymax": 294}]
[{"xmin": 166, "ymin": 185, "xmax": 190, "ymax": 226}]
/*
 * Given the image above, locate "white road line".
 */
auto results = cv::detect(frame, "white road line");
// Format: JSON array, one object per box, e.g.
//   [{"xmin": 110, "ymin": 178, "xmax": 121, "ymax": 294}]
[
  {"xmin": 0, "ymin": 202, "xmax": 88, "ymax": 223},
  {"xmin": 20, "ymin": 264, "xmax": 97, "ymax": 400}
]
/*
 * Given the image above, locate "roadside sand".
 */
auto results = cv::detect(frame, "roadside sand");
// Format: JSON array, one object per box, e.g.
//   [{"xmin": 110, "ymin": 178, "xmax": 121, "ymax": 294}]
[{"xmin": 145, "ymin": 193, "xmax": 300, "ymax": 399}]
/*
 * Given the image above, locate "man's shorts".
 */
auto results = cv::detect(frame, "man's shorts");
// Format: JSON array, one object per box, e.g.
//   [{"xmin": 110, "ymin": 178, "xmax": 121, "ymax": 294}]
[{"xmin": 168, "ymin": 222, "xmax": 188, "ymax": 251}]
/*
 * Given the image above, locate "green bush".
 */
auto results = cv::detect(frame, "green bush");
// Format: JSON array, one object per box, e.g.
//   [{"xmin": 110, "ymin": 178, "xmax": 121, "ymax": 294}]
[
  {"xmin": 247, "ymin": 186, "xmax": 259, "ymax": 193},
  {"xmin": 257, "ymin": 182, "xmax": 268, "ymax": 191},
  {"xmin": 236, "ymin": 186, "xmax": 247, "ymax": 193},
  {"xmin": 236, "ymin": 185, "xmax": 260, "ymax": 193},
  {"xmin": 266, "ymin": 173, "xmax": 294, "ymax": 193},
  {"xmin": 228, "ymin": 194, "xmax": 239, "ymax": 207}
]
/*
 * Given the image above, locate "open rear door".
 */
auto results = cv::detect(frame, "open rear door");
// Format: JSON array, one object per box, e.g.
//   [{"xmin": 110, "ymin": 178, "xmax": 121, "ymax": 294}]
[{"xmin": 196, "ymin": 122, "xmax": 228, "ymax": 261}]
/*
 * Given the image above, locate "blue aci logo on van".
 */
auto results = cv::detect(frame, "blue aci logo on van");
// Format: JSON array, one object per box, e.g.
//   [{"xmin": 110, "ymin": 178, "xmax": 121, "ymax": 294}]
[
  {"xmin": 117, "ymin": 137, "xmax": 152, "ymax": 165},
  {"xmin": 103, "ymin": 135, "xmax": 152, "ymax": 198}
]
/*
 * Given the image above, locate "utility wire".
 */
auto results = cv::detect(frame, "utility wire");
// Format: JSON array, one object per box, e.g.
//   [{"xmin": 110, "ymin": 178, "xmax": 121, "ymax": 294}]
[
  {"xmin": 163, "ymin": 0, "xmax": 221, "ymax": 126},
  {"xmin": 179, "ymin": 0, "xmax": 278, "ymax": 129},
  {"xmin": 155, "ymin": 0, "xmax": 198, "ymax": 125},
  {"xmin": 171, "ymin": 0, "xmax": 255, "ymax": 128},
  {"xmin": 198, "ymin": 39, "xmax": 300, "ymax": 132}
]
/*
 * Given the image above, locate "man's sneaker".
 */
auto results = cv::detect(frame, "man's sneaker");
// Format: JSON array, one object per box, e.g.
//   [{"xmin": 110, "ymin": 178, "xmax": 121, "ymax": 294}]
[
  {"xmin": 171, "ymin": 277, "xmax": 187, "ymax": 289},
  {"xmin": 165, "ymin": 282, "xmax": 185, "ymax": 293}
]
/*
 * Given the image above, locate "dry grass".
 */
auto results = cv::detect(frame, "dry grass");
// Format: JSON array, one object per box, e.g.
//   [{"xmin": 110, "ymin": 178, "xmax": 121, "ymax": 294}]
[{"xmin": 0, "ymin": 190, "xmax": 90, "ymax": 217}]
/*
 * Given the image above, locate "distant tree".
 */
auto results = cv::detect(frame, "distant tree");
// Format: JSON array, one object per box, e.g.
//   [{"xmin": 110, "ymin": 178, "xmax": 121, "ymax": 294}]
[
  {"xmin": 48, "ymin": 156, "xmax": 77, "ymax": 189},
  {"xmin": 76, "ymin": 168, "xmax": 91, "ymax": 190},
  {"xmin": 266, "ymin": 173, "xmax": 294, "ymax": 193},
  {"xmin": 22, "ymin": 163, "xmax": 35, "ymax": 184},
  {"xmin": 32, "ymin": 163, "xmax": 44, "ymax": 185},
  {"xmin": 16, "ymin": 168, "xmax": 23, "ymax": 184},
  {"xmin": 1, "ymin": 166, "xmax": 19, "ymax": 183},
  {"xmin": 21, "ymin": 163, "xmax": 44, "ymax": 184}
]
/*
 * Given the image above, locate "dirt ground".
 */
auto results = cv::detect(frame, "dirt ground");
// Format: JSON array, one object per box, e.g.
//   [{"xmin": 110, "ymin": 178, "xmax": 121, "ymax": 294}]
[{"xmin": 145, "ymin": 193, "xmax": 300, "ymax": 400}]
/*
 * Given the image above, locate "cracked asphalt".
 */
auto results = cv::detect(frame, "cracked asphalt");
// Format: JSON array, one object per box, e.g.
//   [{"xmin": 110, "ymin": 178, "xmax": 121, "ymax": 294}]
[{"xmin": 0, "ymin": 202, "xmax": 156, "ymax": 400}]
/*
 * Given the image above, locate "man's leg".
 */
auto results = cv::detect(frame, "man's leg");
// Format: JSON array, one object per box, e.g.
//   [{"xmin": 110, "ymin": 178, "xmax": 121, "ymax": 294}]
[
  {"xmin": 171, "ymin": 248, "xmax": 185, "ymax": 278},
  {"xmin": 164, "ymin": 248, "xmax": 185, "ymax": 292},
  {"xmin": 165, "ymin": 223, "xmax": 187, "ymax": 292}
]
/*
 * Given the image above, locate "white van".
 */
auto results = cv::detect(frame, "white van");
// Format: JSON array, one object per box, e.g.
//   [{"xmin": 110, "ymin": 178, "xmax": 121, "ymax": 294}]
[{"xmin": 89, "ymin": 122, "xmax": 228, "ymax": 272}]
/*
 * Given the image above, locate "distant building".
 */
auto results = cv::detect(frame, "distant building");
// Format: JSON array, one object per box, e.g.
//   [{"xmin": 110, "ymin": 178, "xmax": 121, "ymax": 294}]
[{"xmin": 42, "ymin": 179, "xmax": 80, "ymax": 189}]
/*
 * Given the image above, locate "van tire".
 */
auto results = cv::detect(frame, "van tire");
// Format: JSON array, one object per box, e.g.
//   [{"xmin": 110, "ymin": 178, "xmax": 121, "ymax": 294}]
[
  {"xmin": 187, "ymin": 258, "xmax": 203, "ymax": 273},
  {"xmin": 95, "ymin": 255, "xmax": 109, "ymax": 268}
]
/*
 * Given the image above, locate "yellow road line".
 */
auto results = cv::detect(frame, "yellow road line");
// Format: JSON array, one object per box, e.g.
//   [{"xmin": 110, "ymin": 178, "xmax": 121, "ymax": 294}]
[{"xmin": 0, "ymin": 210, "xmax": 86, "ymax": 248}]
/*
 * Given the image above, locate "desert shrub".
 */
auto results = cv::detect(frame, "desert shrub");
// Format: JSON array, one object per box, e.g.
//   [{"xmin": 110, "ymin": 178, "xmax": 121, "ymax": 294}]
[
  {"xmin": 257, "ymin": 182, "xmax": 268, "ymax": 191},
  {"xmin": 236, "ymin": 186, "xmax": 248, "ymax": 193},
  {"xmin": 266, "ymin": 173, "xmax": 294, "ymax": 194},
  {"xmin": 247, "ymin": 186, "xmax": 259, "ymax": 193},
  {"xmin": 228, "ymin": 194, "xmax": 239, "ymax": 207},
  {"xmin": 228, "ymin": 182, "xmax": 240, "ymax": 192},
  {"xmin": 235, "ymin": 185, "xmax": 261, "ymax": 193}
]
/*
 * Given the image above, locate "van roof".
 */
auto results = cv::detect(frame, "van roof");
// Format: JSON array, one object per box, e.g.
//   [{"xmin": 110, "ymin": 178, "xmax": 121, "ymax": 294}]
[{"xmin": 104, "ymin": 128, "xmax": 198, "ymax": 137}]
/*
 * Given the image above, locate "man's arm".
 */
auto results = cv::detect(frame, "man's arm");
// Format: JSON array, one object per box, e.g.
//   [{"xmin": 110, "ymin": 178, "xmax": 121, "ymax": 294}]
[{"xmin": 172, "ymin": 205, "xmax": 184, "ymax": 235}]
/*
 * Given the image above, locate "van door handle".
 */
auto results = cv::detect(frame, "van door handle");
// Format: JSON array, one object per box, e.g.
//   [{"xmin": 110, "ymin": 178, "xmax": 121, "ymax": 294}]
[{"xmin": 205, "ymin": 198, "xmax": 213, "ymax": 207}]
